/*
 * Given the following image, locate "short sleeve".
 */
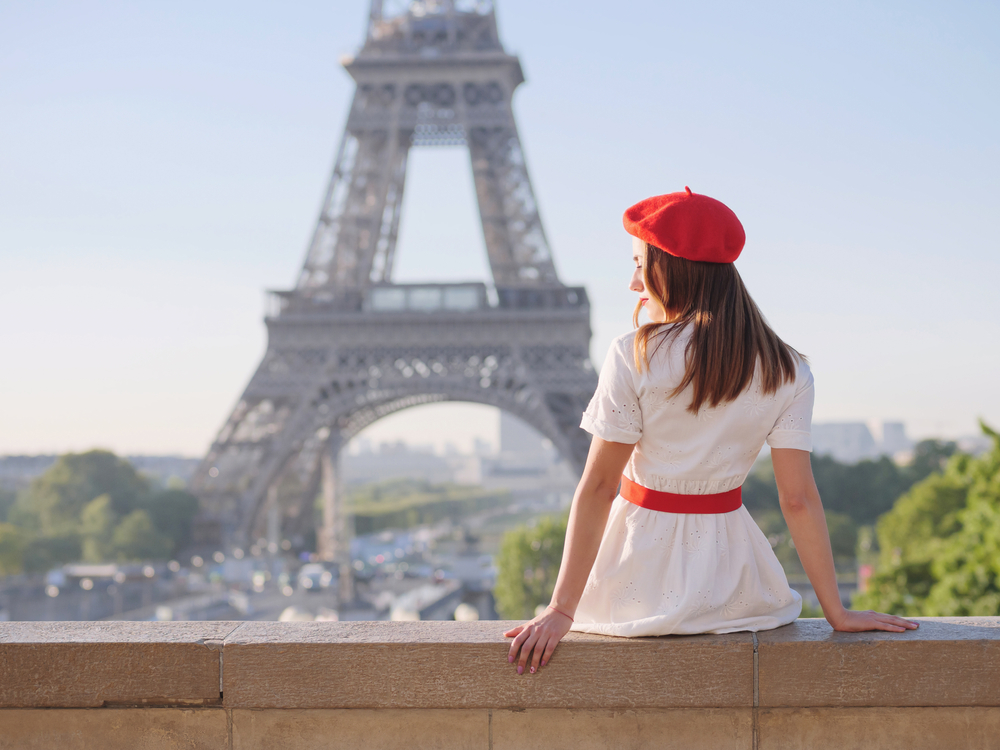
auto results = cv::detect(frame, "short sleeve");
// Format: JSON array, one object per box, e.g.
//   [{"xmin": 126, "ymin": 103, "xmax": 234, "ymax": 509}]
[
  {"xmin": 580, "ymin": 336, "xmax": 642, "ymax": 444},
  {"xmin": 766, "ymin": 361, "xmax": 815, "ymax": 451}
]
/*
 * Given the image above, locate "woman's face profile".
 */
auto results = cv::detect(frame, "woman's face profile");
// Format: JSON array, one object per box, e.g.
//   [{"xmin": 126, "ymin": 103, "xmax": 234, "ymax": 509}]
[{"xmin": 630, "ymin": 236, "xmax": 667, "ymax": 323}]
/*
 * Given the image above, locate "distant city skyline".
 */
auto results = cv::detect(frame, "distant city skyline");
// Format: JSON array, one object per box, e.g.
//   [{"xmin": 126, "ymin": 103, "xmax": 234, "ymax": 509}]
[{"xmin": 1, "ymin": 0, "xmax": 998, "ymax": 456}]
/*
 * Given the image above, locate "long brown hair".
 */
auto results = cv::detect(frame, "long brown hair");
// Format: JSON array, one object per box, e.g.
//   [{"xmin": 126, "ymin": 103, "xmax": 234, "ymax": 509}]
[{"xmin": 633, "ymin": 242, "xmax": 802, "ymax": 414}]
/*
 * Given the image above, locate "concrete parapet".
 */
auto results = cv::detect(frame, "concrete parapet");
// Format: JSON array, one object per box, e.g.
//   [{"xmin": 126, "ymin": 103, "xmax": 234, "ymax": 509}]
[
  {"xmin": 0, "ymin": 622, "xmax": 239, "ymax": 708},
  {"xmin": 758, "ymin": 617, "xmax": 1000, "ymax": 708},
  {"xmin": 221, "ymin": 621, "xmax": 753, "ymax": 709},
  {"xmin": 1, "ymin": 618, "xmax": 999, "ymax": 749}
]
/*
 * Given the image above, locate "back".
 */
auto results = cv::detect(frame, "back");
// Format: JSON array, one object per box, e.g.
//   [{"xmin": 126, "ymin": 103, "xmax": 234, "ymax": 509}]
[{"xmin": 581, "ymin": 324, "xmax": 814, "ymax": 496}]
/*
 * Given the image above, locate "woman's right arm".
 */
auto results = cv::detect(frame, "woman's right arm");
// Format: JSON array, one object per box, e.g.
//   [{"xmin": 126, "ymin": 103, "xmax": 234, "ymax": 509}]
[
  {"xmin": 771, "ymin": 448, "xmax": 918, "ymax": 632},
  {"xmin": 503, "ymin": 436, "xmax": 635, "ymax": 673}
]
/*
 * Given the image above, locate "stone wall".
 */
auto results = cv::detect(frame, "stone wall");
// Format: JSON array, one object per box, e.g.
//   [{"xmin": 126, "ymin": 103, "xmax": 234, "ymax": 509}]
[{"xmin": 1, "ymin": 618, "xmax": 999, "ymax": 749}]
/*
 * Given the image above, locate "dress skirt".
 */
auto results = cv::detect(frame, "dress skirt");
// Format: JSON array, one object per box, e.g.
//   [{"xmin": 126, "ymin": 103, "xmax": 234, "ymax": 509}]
[{"xmin": 570, "ymin": 495, "xmax": 802, "ymax": 637}]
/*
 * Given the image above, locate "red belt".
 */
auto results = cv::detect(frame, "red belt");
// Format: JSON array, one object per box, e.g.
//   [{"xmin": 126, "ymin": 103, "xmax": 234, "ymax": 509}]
[{"xmin": 620, "ymin": 475, "xmax": 742, "ymax": 514}]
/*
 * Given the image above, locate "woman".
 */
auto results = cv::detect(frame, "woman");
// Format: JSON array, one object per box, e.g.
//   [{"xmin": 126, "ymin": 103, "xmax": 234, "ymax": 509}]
[{"xmin": 505, "ymin": 188, "xmax": 917, "ymax": 675}]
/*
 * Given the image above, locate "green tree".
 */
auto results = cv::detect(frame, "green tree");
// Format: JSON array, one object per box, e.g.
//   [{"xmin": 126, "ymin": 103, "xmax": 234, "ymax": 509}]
[
  {"xmin": 111, "ymin": 510, "xmax": 171, "ymax": 561},
  {"xmin": 809, "ymin": 454, "xmax": 910, "ymax": 525},
  {"xmin": 751, "ymin": 509, "xmax": 857, "ymax": 573},
  {"xmin": 144, "ymin": 489, "xmax": 199, "ymax": 555},
  {"xmin": 80, "ymin": 494, "xmax": 118, "ymax": 563},
  {"xmin": 907, "ymin": 439, "xmax": 958, "ymax": 480},
  {"xmin": 741, "ymin": 460, "xmax": 780, "ymax": 512},
  {"xmin": 20, "ymin": 535, "xmax": 82, "ymax": 573},
  {"xmin": 854, "ymin": 423, "xmax": 1000, "ymax": 616},
  {"xmin": 742, "ymin": 440, "xmax": 959, "ymax": 526},
  {"xmin": 0, "ymin": 487, "xmax": 16, "ymax": 523},
  {"xmin": 15, "ymin": 450, "xmax": 148, "ymax": 536},
  {"xmin": 0, "ymin": 523, "xmax": 27, "ymax": 575},
  {"xmin": 825, "ymin": 512, "xmax": 859, "ymax": 561},
  {"xmin": 494, "ymin": 513, "xmax": 568, "ymax": 620}
]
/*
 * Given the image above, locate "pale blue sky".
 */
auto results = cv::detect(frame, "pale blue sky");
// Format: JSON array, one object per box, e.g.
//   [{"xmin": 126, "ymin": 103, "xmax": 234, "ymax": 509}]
[{"xmin": 1, "ymin": 0, "xmax": 998, "ymax": 455}]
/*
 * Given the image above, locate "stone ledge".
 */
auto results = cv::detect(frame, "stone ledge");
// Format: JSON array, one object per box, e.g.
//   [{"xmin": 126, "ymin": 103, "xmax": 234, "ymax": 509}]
[
  {"xmin": 0, "ymin": 622, "xmax": 239, "ymax": 708},
  {"xmin": 757, "ymin": 618, "xmax": 1000, "ymax": 707},
  {"xmin": 2, "ymin": 618, "xmax": 999, "ymax": 711},
  {"xmin": 220, "ymin": 621, "xmax": 753, "ymax": 709}
]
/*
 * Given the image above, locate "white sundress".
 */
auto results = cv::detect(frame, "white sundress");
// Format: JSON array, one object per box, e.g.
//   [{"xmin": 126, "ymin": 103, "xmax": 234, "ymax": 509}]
[{"xmin": 571, "ymin": 324, "xmax": 813, "ymax": 637}]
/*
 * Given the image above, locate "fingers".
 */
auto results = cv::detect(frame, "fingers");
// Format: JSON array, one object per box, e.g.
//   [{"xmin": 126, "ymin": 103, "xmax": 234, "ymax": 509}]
[
  {"xmin": 516, "ymin": 628, "xmax": 542, "ymax": 675},
  {"xmin": 831, "ymin": 610, "xmax": 920, "ymax": 633},
  {"xmin": 505, "ymin": 618, "xmax": 567, "ymax": 674},
  {"xmin": 507, "ymin": 626, "xmax": 530, "ymax": 664},
  {"xmin": 863, "ymin": 612, "xmax": 919, "ymax": 633},
  {"xmin": 540, "ymin": 636, "xmax": 559, "ymax": 668},
  {"xmin": 875, "ymin": 613, "xmax": 919, "ymax": 631},
  {"xmin": 529, "ymin": 634, "xmax": 548, "ymax": 674},
  {"xmin": 873, "ymin": 620, "xmax": 906, "ymax": 632}
]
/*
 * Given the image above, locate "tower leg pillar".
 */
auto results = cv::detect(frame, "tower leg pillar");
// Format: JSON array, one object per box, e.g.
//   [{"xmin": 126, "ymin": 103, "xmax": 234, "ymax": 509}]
[{"xmin": 320, "ymin": 440, "xmax": 354, "ymax": 607}]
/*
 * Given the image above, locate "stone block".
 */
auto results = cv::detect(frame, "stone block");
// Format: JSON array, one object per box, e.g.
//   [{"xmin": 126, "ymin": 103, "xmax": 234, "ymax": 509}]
[
  {"xmin": 757, "ymin": 707, "xmax": 1000, "ymax": 749},
  {"xmin": 492, "ymin": 708, "xmax": 753, "ymax": 750},
  {"xmin": 757, "ymin": 618, "xmax": 1000, "ymax": 707},
  {"xmin": 222, "ymin": 621, "xmax": 753, "ymax": 709},
  {"xmin": 0, "ymin": 622, "xmax": 238, "ymax": 708},
  {"xmin": 0, "ymin": 708, "xmax": 227, "ymax": 750},
  {"xmin": 232, "ymin": 708, "xmax": 487, "ymax": 750}
]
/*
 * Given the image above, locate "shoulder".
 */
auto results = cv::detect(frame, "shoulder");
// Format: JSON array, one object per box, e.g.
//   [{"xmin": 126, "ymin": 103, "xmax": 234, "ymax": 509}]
[
  {"xmin": 599, "ymin": 330, "xmax": 639, "ymax": 378},
  {"xmin": 608, "ymin": 323, "xmax": 688, "ymax": 356},
  {"xmin": 790, "ymin": 352, "xmax": 814, "ymax": 393},
  {"xmin": 609, "ymin": 330, "xmax": 638, "ymax": 354}
]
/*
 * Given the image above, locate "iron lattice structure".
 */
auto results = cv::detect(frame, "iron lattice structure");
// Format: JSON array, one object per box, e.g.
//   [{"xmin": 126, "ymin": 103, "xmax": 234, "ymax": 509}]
[{"xmin": 190, "ymin": 0, "xmax": 597, "ymax": 602}]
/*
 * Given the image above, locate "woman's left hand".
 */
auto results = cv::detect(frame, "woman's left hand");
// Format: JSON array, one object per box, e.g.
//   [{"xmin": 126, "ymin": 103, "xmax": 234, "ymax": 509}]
[
  {"xmin": 504, "ymin": 606, "xmax": 573, "ymax": 674},
  {"xmin": 827, "ymin": 608, "xmax": 919, "ymax": 633}
]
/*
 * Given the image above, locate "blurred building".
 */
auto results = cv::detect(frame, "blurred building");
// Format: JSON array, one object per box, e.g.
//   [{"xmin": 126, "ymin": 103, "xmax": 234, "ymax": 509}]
[
  {"xmin": 0, "ymin": 455, "xmax": 57, "ymax": 490},
  {"xmin": 342, "ymin": 441, "xmax": 461, "ymax": 486},
  {"xmin": 879, "ymin": 421, "xmax": 912, "ymax": 456},
  {"xmin": 811, "ymin": 421, "xmax": 913, "ymax": 464}
]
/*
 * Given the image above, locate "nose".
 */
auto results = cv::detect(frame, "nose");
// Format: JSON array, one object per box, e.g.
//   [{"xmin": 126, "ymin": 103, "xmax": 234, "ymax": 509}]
[{"xmin": 629, "ymin": 268, "xmax": 644, "ymax": 293}]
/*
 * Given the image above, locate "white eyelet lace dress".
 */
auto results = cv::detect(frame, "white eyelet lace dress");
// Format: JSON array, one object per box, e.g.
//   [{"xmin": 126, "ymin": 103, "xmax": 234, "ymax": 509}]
[{"xmin": 571, "ymin": 325, "xmax": 813, "ymax": 637}]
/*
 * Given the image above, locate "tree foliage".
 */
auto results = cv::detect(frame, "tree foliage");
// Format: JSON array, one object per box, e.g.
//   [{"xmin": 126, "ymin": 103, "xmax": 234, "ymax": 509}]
[
  {"xmin": 0, "ymin": 488, "xmax": 16, "ymax": 523},
  {"xmin": 743, "ymin": 439, "xmax": 958, "ymax": 525},
  {"xmin": 14, "ymin": 451, "xmax": 148, "ymax": 535},
  {"xmin": 146, "ymin": 489, "xmax": 200, "ymax": 555},
  {"xmin": 853, "ymin": 423, "xmax": 1000, "ymax": 616},
  {"xmin": 346, "ymin": 479, "xmax": 511, "ymax": 535},
  {"xmin": 494, "ymin": 513, "xmax": 568, "ymax": 620},
  {"xmin": 751, "ymin": 509, "xmax": 858, "ymax": 574},
  {"xmin": 0, "ymin": 450, "xmax": 201, "ymax": 574},
  {"xmin": 80, "ymin": 494, "xmax": 117, "ymax": 563},
  {"xmin": 112, "ymin": 510, "xmax": 172, "ymax": 561},
  {"xmin": 0, "ymin": 523, "xmax": 27, "ymax": 576}
]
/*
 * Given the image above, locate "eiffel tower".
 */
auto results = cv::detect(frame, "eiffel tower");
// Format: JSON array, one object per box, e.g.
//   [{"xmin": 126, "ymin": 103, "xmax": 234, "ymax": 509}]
[{"xmin": 191, "ymin": 0, "xmax": 597, "ymax": 603}]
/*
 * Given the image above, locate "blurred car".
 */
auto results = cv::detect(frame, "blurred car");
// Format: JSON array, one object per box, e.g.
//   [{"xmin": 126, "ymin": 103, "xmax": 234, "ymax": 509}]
[{"xmin": 297, "ymin": 563, "xmax": 334, "ymax": 592}]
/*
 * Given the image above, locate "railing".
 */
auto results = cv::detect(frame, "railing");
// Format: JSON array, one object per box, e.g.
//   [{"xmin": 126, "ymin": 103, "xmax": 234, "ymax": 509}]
[
  {"xmin": 265, "ymin": 283, "xmax": 590, "ymax": 317},
  {"xmin": 1, "ymin": 618, "xmax": 998, "ymax": 749}
]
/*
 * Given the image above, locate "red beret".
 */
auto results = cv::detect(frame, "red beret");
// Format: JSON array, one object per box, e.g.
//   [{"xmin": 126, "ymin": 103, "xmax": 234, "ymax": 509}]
[{"xmin": 623, "ymin": 187, "xmax": 745, "ymax": 264}]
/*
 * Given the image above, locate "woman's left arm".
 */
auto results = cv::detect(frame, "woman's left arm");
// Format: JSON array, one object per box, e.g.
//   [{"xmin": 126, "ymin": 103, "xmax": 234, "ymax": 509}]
[
  {"xmin": 771, "ymin": 448, "xmax": 919, "ymax": 632},
  {"xmin": 504, "ymin": 436, "xmax": 635, "ymax": 673}
]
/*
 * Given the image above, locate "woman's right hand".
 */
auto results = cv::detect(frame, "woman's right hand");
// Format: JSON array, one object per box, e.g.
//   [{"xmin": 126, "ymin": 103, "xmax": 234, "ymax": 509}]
[
  {"xmin": 826, "ymin": 608, "xmax": 919, "ymax": 633},
  {"xmin": 504, "ymin": 606, "xmax": 574, "ymax": 674}
]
